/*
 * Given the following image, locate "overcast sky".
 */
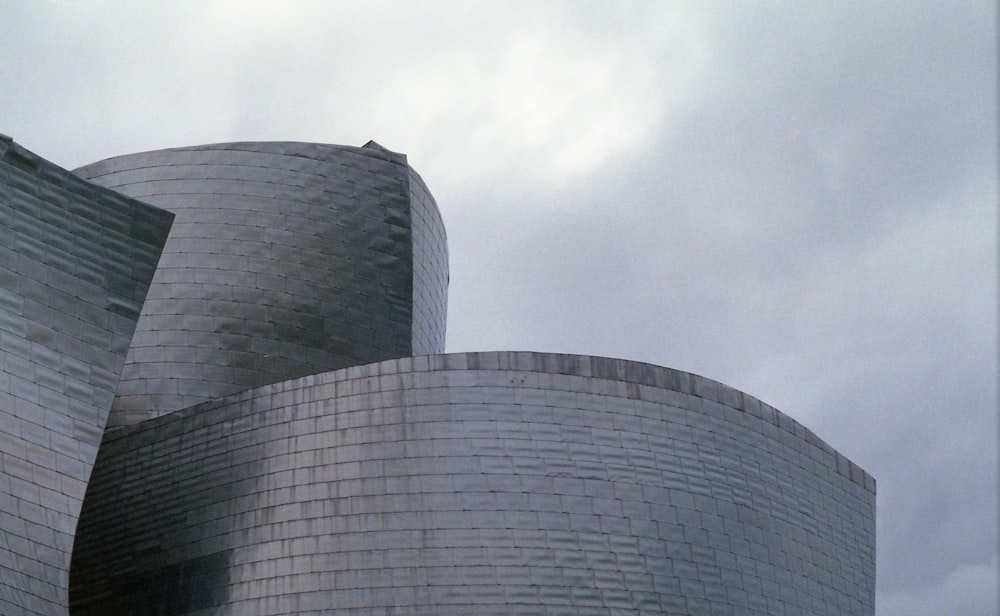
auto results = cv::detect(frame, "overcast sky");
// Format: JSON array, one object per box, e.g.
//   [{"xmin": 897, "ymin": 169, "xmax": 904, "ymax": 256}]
[{"xmin": 1, "ymin": 1, "xmax": 995, "ymax": 613}]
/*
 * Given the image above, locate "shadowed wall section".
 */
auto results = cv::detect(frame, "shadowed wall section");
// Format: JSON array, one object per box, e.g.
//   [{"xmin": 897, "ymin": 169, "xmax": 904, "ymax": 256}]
[
  {"xmin": 0, "ymin": 135, "xmax": 173, "ymax": 616},
  {"xmin": 70, "ymin": 352, "xmax": 875, "ymax": 615},
  {"xmin": 75, "ymin": 141, "xmax": 448, "ymax": 426}
]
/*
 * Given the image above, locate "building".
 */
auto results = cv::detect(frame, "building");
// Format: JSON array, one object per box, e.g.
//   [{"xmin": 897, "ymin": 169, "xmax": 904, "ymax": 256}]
[{"xmin": 1, "ymin": 137, "xmax": 875, "ymax": 615}]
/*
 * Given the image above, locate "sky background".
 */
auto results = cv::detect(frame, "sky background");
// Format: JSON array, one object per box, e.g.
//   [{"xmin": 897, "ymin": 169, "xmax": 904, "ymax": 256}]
[{"xmin": 1, "ymin": 1, "xmax": 995, "ymax": 613}]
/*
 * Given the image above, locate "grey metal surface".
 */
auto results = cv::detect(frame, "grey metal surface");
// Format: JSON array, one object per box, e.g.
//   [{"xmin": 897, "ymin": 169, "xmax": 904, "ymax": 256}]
[
  {"xmin": 0, "ymin": 135, "xmax": 173, "ymax": 615},
  {"xmin": 71, "ymin": 352, "xmax": 875, "ymax": 615},
  {"xmin": 407, "ymin": 165, "xmax": 448, "ymax": 356},
  {"xmin": 75, "ymin": 141, "xmax": 448, "ymax": 425}
]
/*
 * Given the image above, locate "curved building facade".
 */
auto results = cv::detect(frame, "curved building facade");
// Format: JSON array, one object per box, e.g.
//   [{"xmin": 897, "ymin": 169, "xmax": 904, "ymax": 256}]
[
  {"xmin": 75, "ymin": 141, "xmax": 448, "ymax": 425},
  {"xmin": 2, "ymin": 137, "xmax": 875, "ymax": 615},
  {"xmin": 71, "ymin": 352, "xmax": 875, "ymax": 615},
  {"xmin": 0, "ymin": 135, "xmax": 173, "ymax": 615}
]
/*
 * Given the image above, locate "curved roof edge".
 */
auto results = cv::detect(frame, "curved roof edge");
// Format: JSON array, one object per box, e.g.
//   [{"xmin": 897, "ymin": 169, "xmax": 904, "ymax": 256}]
[
  {"xmin": 73, "ymin": 140, "xmax": 409, "ymax": 178},
  {"xmin": 106, "ymin": 350, "xmax": 875, "ymax": 494}
]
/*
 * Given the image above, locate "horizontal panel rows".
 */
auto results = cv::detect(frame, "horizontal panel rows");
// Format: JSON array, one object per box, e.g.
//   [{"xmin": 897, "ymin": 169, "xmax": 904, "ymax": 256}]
[
  {"xmin": 76, "ymin": 143, "xmax": 449, "ymax": 424},
  {"xmin": 73, "ymin": 354, "xmax": 874, "ymax": 615},
  {"xmin": 0, "ymin": 136, "xmax": 171, "ymax": 615}
]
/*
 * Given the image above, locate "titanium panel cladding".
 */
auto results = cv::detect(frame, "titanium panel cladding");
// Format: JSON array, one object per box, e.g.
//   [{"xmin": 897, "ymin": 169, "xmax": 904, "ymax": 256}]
[
  {"xmin": 407, "ymin": 165, "xmax": 448, "ymax": 356},
  {"xmin": 0, "ymin": 135, "xmax": 173, "ymax": 616},
  {"xmin": 71, "ymin": 352, "xmax": 875, "ymax": 615},
  {"xmin": 75, "ymin": 142, "xmax": 448, "ymax": 425}
]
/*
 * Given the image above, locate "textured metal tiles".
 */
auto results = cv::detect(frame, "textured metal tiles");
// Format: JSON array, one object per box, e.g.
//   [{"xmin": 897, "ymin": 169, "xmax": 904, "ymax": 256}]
[
  {"xmin": 0, "ymin": 135, "xmax": 173, "ymax": 615},
  {"xmin": 71, "ymin": 352, "xmax": 874, "ymax": 615},
  {"xmin": 75, "ymin": 141, "xmax": 448, "ymax": 425}
]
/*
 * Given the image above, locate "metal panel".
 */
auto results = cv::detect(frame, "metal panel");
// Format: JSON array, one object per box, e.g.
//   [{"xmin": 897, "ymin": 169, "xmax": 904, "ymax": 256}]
[{"xmin": 0, "ymin": 135, "xmax": 173, "ymax": 615}]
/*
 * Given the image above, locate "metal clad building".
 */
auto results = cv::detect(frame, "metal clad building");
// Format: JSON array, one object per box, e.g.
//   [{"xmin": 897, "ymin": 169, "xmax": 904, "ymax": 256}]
[{"xmin": 0, "ymin": 138, "xmax": 874, "ymax": 615}]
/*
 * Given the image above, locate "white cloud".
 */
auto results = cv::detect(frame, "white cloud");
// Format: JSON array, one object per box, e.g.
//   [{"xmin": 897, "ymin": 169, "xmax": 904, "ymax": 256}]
[{"xmin": 359, "ymin": 4, "xmax": 708, "ymax": 185}]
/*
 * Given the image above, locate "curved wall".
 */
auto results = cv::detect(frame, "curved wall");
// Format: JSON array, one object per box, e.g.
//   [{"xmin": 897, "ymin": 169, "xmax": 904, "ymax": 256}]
[
  {"xmin": 75, "ymin": 141, "xmax": 448, "ymax": 425},
  {"xmin": 407, "ymin": 165, "xmax": 448, "ymax": 356},
  {"xmin": 0, "ymin": 136, "xmax": 172, "ymax": 615},
  {"xmin": 71, "ymin": 352, "xmax": 875, "ymax": 615}
]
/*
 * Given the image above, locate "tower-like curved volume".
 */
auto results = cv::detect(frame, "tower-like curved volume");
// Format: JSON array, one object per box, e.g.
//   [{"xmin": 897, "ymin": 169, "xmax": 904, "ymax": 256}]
[
  {"xmin": 76, "ymin": 141, "xmax": 448, "ymax": 425},
  {"xmin": 0, "ymin": 136, "xmax": 173, "ymax": 615}
]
